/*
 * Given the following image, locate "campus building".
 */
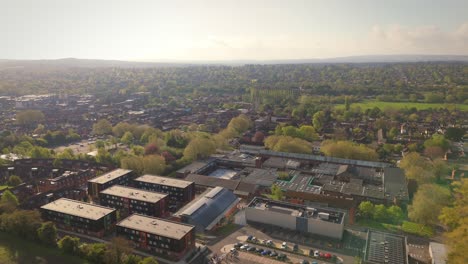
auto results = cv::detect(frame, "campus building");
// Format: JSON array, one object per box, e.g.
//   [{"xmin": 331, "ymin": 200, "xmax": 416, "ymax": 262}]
[
  {"xmin": 88, "ymin": 169, "xmax": 134, "ymax": 198},
  {"xmin": 99, "ymin": 185, "xmax": 168, "ymax": 218},
  {"xmin": 245, "ymin": 197, "xmax": 345, "ymax": 239},
  {"xmin": 364, "ymin": 230, "xmax": 408, "ymax": 264},
  {"xmin": 133, "ymin": 175, "xmax": 195, "ymax": 210},
  {"xmin": 40, "ymin": 198, "xmax": 117, "ymax": 237},
  {"xmin": 116, "ymin": 214, "xmax": 195, "ymax": 260},
  {"xmin": 175, "ymin": 187, "xmax": 240, "ymax": 232}
]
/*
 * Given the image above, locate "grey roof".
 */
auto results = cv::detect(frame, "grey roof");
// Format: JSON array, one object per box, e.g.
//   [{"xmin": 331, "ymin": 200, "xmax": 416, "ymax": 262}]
[
  {"xmin": 41, "ymin": 198, "xmax": 115, "ymax": 220},
  {"xmin": 384, "ymin": 168, "xmax": 409, "ymax": 202},
  {"xmin": 429, "ymin": 242, "xmax": 447, "ymax": 264},
  {"xmin": 135, "ymin": 174, "xmax": 193, "ymax": 188},
  {"xmin": 88, "ymin": 169, "xmax": 132, "ymax": 184},
  {"xmin": 100, "ymin": 185, "xmax": 167, "ymax": 203},
  {"xmin": 185, "ymin": 173, "xmax": 257, "ymax": 194},
  {"xmin": 117, "ymin": 214, "xmax": 194, "ymax": 240},
  {"xmin": 176, "ymin": 187, "xmax": 239, "ymax": 230},
  {"xmin": 243, "ymin": 149, "xmax": 391, "ymax": 168},
  {"xmin": 241, "ymin": 168, "xmax": 278, "ymax": 187},
  {"xmin": 365, "ymin": 230, "xmax": 408, "ymax": 264}
]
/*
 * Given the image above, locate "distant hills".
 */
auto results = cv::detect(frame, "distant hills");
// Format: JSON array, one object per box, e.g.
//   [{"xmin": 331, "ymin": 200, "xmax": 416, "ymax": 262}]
[{"xmin": 1, "ymin": 55, "xmax": 468, "ymax": 68}]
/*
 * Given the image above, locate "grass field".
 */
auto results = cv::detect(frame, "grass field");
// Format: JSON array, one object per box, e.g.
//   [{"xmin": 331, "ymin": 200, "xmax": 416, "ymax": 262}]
[
  {"xmin": 335, "ymin": 100, "xmax": 468, "ymax": 111},
  {"xmin": 0, "ymin": 232, "xmax": 88, "ymax": 264},
  {"xmin": 401, "ymin": 221, "xmax": 434, "ymax": 237}
]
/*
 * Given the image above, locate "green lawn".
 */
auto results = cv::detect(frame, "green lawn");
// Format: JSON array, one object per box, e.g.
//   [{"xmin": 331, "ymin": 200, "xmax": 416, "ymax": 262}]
[
  {"xmin": 335, "ymin": 100, "xmax": 468, "ymax": 111},
  {"xmin": 356, "ymin": 219, "xmax": 399, "ymax": 233},
  {"xmin": 0, "ymin": 186, "xmax": 9, "ymax": 191},
  {"xmin": 401, "ymin": 221, "xmax": 434, "ymax": 237},
  {"xmin": 0, "ymin": 232, "xmax": 88, "ymax": 264}
]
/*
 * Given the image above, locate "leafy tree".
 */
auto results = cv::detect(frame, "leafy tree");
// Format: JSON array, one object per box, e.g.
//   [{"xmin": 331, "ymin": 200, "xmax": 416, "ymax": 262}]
[
  {"xmin": 16, "ymin": 110, "xmax": 45, "ymax": 126},
  {"xmin": 445, "ymin": 127, "xmax": 465, "ymax": 141},
  {"xmin": 0, "ymin": 190, "xmax": 19, "ymax": 210},
  {"xmin": 58, "ymin": 235, "xmax": 81, "ymax": 254},
  {"xmin": 423, "ymin": 146, "xmax": 445, "ymax": 160},
  {"xmin": 124, "ymin": 254, "xmax": 142, "ymax": 264},
  {"xmin": 104, "ymin": 237, "xmax": 133, "ymax": 264},
  {"xmin": 139, "ymin": 257, "xmax": 159, "ymax": 264},
  {"xmin": 96, "ymin": 148, "xmax": 113, "ymax": 164},
  {"xmin": 358, "ymin": 201, "xmax": 374, "ymax": 218},
  {"xmin": 37, "ymin": 221, "xmax": 58, "ymax": 246},
  {"xmin": 80, "ymin": 243, "xmax": 107, "ymax": 263},
  {"xmin": 252, "ymin": 131, "xmax": 265, "ymax": 143},
  {"xmin": 93, "ymin": 119, "xmax": 113, "ymax": 135},
  {"xmin": 144, "ymin": 143, "xmax": 159, "ymax": 155},
  {"xmin": 227, "ymin": 114, "xmax": 252, "ymax": 134},
  {"xmin": 29, "ymin": 146, "xmax": 53, "ymax": 158},
  {"xmin": 7, "ymin": 175, "xmax": 22, "ymax": 187},
  {"xmin": 387, "ymin": 205, "xmax": 404, "ymax": 224},
  {"xmin": 270, "ymin": 184, "xmax": 283, "ymax": 201},
  {"xmin": 439, "ymin": 179, "xmax": 468, "ymax": 263},
  {"xmin": 56, "ymin": 148, "xmax": 75, "ymax": 160},
  {"xmin": 183, "ymin": 137, "xmax": 216, "ymax": 161},
  {"xmin": 298, "ymin": 125, "xmax": 319, "ymax": 141},
  {"xmin": 142, "ymin": 155, "xmax": 166, "ymax": 175},
  {"xmin": 321, "ymin": 140, "xmax": 378, "ymax": 161},
  {"xmin": 312, "ymin": 111, "xmax": 325, "ymax": 132},
  {"xmin": 424, "ymin": 134, "xmax": 450, "ymax": 152},
  {"xmin": 373, "ymin": 204, "xmax": 387, "ymax": 222},
  {"xmin": 121, "ymin": 131, "xmax": 134, "ymax": 146},
  {"xmin": 264, "ymin": 135, "xmax": 312, "ymax": 154},
  {"xmin": 0, "ymin": 210, "xmax": 42, "ymax": 240},
  {"xmin": 408, "ymin": 184, "xmax": 451, "ymax": 226}
]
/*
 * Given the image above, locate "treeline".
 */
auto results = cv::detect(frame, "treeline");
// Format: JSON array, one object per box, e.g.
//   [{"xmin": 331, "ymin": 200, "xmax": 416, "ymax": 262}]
[{"xmin": 1, "ymin": 63, "xmax": 467, "ymax": 102}]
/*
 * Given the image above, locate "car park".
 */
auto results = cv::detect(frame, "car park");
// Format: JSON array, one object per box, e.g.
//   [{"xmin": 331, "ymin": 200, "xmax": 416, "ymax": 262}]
[
  {"xmin": 270, "ymin": 251, "xmax": 278, "ymax": 257},
  {"xmin": 256, "ymin": 248, "xmax": 264, "ymax": 254},
  {"xmin": 261, "ymin": 250, "xmax": 271, "ymax": 256},
  {"xmin": 247, "ymin": 246, "xmax": 256, "ymax": 252}
]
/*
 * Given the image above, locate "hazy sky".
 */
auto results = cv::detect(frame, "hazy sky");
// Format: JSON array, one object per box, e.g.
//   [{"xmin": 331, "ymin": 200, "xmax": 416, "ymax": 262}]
[{"xmin": 1, "ymin": 0, "xmax": 467, "ymax": 61}]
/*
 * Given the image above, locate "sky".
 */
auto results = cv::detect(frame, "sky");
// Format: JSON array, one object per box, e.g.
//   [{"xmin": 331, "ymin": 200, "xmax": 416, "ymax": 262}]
[{"xmin": 1, "ymin": 0, "xmax": 467, "ymax": 61}]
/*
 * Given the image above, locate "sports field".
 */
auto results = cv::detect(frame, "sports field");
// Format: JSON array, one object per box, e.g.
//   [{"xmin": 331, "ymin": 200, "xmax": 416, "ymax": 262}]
[{"xmin": 335, "ymin": 100, "xmax": 468, "ymax": 111}]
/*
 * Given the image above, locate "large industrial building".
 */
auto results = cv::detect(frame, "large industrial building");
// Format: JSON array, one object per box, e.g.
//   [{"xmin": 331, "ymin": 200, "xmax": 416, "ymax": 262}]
[
  {"xmin": 40, "ymin": 198, "xmax": 117, "ymax": 237},
  {"xmin": 116, "ymin": 214, "xmax": 195, "ymax": 260},
  {"xmin": 88, "ymin": 169, "xmax": 134, "ymax": 198},
  {"xmin": 133, "ymin": 175, "xmax": 195, "ymax": 210},
  {"xmin": 245, "ymin": 197, "xmax": 345, "ymax": 239},
  {"xmin": 99, "ymin": 185, "xmax": 169, "ymax": 217},
  {"xmin": 364, "ymin": 230, "xmax": 408, "ymax": 264},
  {"xmin": 175, "ymin": 187, "xmax": 240, "ymax": 232}
]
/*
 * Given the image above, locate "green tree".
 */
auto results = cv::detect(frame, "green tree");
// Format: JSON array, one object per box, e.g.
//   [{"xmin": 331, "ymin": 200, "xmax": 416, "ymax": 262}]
[
  {"xmin": 58, "ymin": 235, "xmax": 81, "ymax": 255},
  {"xmin": 387, "ymin": 205, "xmax": 404, "ymax": 224},
  {"xmin": 139, "ymin": 257, "xmax": 159, "ymax": 264},
  {"xmin": 312, "ymin": 111, "xmax": 325, "ymax": 132},
  {"xmin": 104, "ymin": 237, "xmax": 133, "ymax": 264},
  {"xmin": 445, "ymin": 127, "xmax": 465, "ymax": 141},
  {"xmin": 121, "ymin": 131, "xmax": 135, "ymax": 146},
  {"xmin": 0, "ymin": 190, "xmax": 19, "ymax": 211},
  {"xmin": 37, "ymin": 222, "xmax": 58, "ymax": 246},
  {"xmin": 424, "ymin": 134, "xmax": 450, "ymax": 152},
  {"xmin": 408, "ymin": 184, "xmax": 451, "ymax": 226},
  {"xmin": 373, "ymin": 204, "xmax": 387, "ymax": 222},
  {"xmin": 183, "ymin": 137, "xmax": 216, "ymax": 161},
  {"xmin": 80, "ymin": 243, "xmax": 107, "ymax": 263},
  {"xmin": 7, "ymin": 175, "xmax": 22, "ymax": 186},
  {"xmin": 93, "ymin": 119, "xmax": 113, "ymax": 135},
  {"xmin": 358, "ymin": 201, "xmax": 374, "ymax": 218},
  {"xmin": 16, "ymin": 110, "xmax": 45, "ymax": 126},
  {"xmin": 270, "ymin": 184, "xmax": 284, "ymax": 200}
]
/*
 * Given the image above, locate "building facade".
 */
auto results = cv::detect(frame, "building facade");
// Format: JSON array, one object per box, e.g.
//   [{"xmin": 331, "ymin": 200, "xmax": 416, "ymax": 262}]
[
  {"xmin": 99, "ymin": 185, "xmax": 168, "ymax": 218},
  {"xmin": 88, "ymin": 169, "xmax": 134, "ymax": 198},
  {"xmin": 40, "ymin": 198, "xmax": 117, "ymax": 237},
  {"xmin": 116, "ymin": 214, "xmax": 195, "ymax": 260},
  {"xmin": 133, "ymin": 175, "xmax": 195, "ymax": 210},
  {"xmin": 245, "ymin": 197, "xmax": 345, "ymax": 239}
]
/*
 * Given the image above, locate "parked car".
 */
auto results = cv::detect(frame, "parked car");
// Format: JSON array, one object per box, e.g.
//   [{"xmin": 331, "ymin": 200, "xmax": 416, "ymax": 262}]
[
  {"xmin": 230, "ymin": 248, "xmax": 237, "ymax": 253},
  {"xmin": 281, "ymin": 242, "xmax": 288, "ymax": 249},
  {"xmin": 277, "ymin": 253, "xmax": 287, "ymax": 260},
  {"xmin": 270, "ymin": 251, "xmax": 278, "ymax": 257},
  {"xmin": 266, "ymin": 240, "xmax": 273, "ymax": 246},
  {"xmin": 323, "ymin": 253, "xmax": 332, "ymax": 259},
  {"xmin": 240, "ymin": 244, "xmax": 250, "ymax": 250},
  {"xmin": 293, "ymin": 244, "xmax": 299, "ymax": 251},
  {"xmin": 256, "ymin": 248, "xmax": 264, "ymax": 254},
  {"xmin": 262, "ymin": 250, "xmax": 271, "ymax": 256},
  {"xmin": 313, "ymin": 250, "xmax": 320, "ymax": 257},
  {"xmin": 247, "ymin": 235, "xmax": 253, "ymax": 241},
  {"xmin": 247, "ymin": 246, "xmax": 257, "ymax": 252},
  {"xmin": 234, "ymin": 242, "xmax": 243, "ymax": 249},
  {"xmin": 300, "ymin": 260, "xmax": 309, "ymax": 264}
]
